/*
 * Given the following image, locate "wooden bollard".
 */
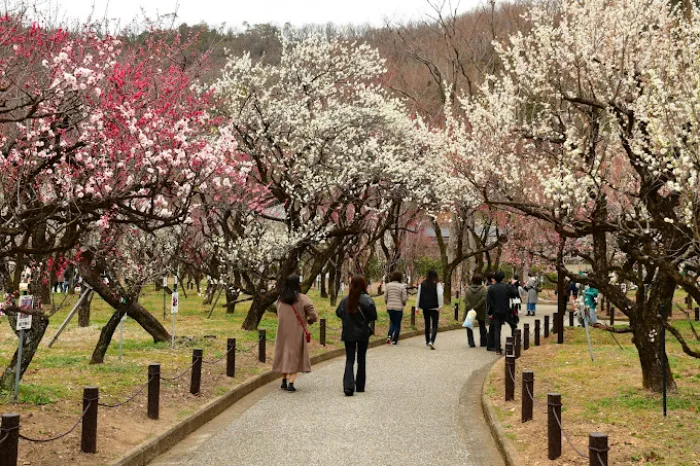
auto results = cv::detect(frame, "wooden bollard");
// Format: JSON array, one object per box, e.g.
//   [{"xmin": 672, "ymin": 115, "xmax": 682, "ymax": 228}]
[
  {"xmin": 610, "ymin": 306, "xmax": 615, "ymax": 326},
  {"xmin": 258, "ymin": 329, "xmax": 266, "ymax": 363},
  {"xmin": 606, "ymin": 298, "xmax": 611, "ymax": 317},
  {"xmin": 544, "ymin": 315, "xmax": 550, "ymax": 338},
  {"xmin": 695, "ymin": 307, "xmax": 699, "ymax": 322},
  {"xmin": 81, "ymin": 386, "xmax": 99, "ymax": 453},
  {"xmin": 589, "ymin": 433, "xmax": 609, "ymax": 466},
  {"xmin": 534, "ymin": 320, "xmax": 541, "ymax": 346},
  {"xmin": 0, "ymin": 413, "xmax": 20, "ymax": 466},
  {"xmin": 190, "ymin": 349, "xmax": 203, "ymax": 395},
  {"xmin": 515, "ymin": 329, "xmax": 522, "ymax": 359},
  {"xmin": 569, "ymin": 310, "xmax": 574, "ymax": 327},
  {"xmin": 505, "ymin": 355, "xmax": 516, "ymax": 401},
  {"xmin": 522, "ymin": 371, "xmax": 534, "ymax": 423},
  {"xmin": 547, "ymin": 393, "xmax": 562, "ymax": 460},
  {"xmin": 505, "ymin": 336, "xmax": 514, "ymax": 356},
  {"xmin": 148, "ymin": 364, "xmax": 160, "ymax": 420},
  {"xmin": 523, "ymin": 324, "xmax": 530, "ymax": 350},
  {"xmin": 454, "ymin": 302, "xmax": 459, "ymax": 321},
  {"xmin": 320, "ymin": 319, "xmax": 326, "ymax": 346},
  {"xmin": 410, "ymin": 306, "xmax": 416, "ymax": 326},
  {"xmin": 226, "ymin": 338, "xmax": 236, "ymax": 377}
]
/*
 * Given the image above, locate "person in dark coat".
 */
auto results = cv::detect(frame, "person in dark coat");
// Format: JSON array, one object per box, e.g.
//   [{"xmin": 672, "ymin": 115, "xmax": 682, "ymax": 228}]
[
  {"xmin": 336, "ymin": 275, "xmax": 378, "ymax": 396},
  {"xmin": 487, "ymin": 270, "xmax": 519, "ymax": 355},
  {"xmin": 485, "ymin": 271, "xmax": 497, "ymax": 350},
  {"xmin": 463, "ymin": 274, "xmax": 487, "ymax": 347},
  {"xmin": 415, "ymin": 270, "xmax": 444, "ymax": 350}
]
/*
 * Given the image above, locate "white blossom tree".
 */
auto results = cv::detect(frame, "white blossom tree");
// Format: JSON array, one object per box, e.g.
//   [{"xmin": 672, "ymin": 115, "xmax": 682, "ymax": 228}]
[
  {"xmin": 208, "ymin": 34, "xmax": 446, "ymax": 329},
  {"xmin": 447, "ymin": 0, "xmax": 700, "ymax": 391}
]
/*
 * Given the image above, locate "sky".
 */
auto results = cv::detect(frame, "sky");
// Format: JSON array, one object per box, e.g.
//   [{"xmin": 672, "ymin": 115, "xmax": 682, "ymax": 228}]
[{"xmin": 27, "ymin": 0, "xmax": 483, "ymax": 29}]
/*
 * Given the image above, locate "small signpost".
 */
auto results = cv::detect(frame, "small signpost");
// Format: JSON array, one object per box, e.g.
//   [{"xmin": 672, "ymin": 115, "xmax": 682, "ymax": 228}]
[
  {"xmin": 14, "ymin": 295, "xmax": 33, "ymax": 402},
  {"xmin": 171, "ymin": 281, "xmax": 179, "ymax": 348}
]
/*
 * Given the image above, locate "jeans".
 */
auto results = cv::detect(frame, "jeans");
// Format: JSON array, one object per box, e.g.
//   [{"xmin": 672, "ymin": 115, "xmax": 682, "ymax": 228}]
[
  {"xmin": 423, "ymin": 309, "xmax": 439, "ymax": 344},
  {"xmin": 387, "ymin": 310, "xmax": 403, "ymax": 343},
  {"xmin": 467, "ymin": 319, "xmax": 487, "ymax": 347},
  {"xmin": 344, "ymin": 340, "xmax": 368, "ymax": 392},
  {"xmin": 527, "ymin": 303, "xmax": 536, "ymax": 314}
]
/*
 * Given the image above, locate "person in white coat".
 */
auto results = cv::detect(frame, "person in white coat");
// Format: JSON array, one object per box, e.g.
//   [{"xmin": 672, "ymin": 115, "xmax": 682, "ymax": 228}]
[{"xmin": 415, "ymin": 270, "xmax": 444, "ymax": 350}]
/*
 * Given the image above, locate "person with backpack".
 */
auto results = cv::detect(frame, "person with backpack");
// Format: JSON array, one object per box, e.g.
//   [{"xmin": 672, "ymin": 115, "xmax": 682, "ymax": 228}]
[
  {"xmin": 384, "ymin": 271, "xmax": 408, "ymax": 345},
  {"xmin": 463, "ymin": 274, "xmax": 487, "ymax": 347},
  {"xmin": 272, "ymin": 275, "xmax": 318, "ymax": 392},
  {"xmin": 336, "ymin": 275, "xmax": 377, "ymax": 396},
  {"xmin": 487, "ymin": 271, "xmax": 519, "ymax": 355},
  {"xmin": 415, "ymin": 270, "xmax": 444, "ymax": 350}
]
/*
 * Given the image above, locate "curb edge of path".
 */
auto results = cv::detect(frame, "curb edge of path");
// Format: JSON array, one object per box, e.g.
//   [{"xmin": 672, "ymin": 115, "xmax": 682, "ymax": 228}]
[
  {"xmin": 481, "ymin": 358, "xmax": 519, "ymax": 466},
  {"xmin": 111, "ymin": 323, "xmax": 463, "ymax": 466}
]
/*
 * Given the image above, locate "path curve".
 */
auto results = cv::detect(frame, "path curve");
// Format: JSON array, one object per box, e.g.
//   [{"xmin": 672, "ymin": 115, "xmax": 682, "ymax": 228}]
[{"xmin": 151, "ymin": 329, "xmax": 507, "ymax": 466}]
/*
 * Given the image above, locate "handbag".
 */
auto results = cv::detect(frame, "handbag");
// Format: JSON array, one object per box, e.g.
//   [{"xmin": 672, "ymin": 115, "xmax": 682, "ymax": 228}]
[
  {"xmin": 358, "ymin": 307, "xmax": 375, "ymax": 336},
  {"xmin": 290, "ymin": 303, "xmax": 311, "ymax": 343}
]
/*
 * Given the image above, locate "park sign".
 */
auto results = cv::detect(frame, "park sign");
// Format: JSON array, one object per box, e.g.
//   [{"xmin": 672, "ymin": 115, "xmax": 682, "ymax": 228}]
[
  {"xmin": 16, "ymin": 295, "xmax": 33, "ymax": 330},
  {"xmin": 171, "ymin": 292, "xmax": 179, "ymax": 314}
]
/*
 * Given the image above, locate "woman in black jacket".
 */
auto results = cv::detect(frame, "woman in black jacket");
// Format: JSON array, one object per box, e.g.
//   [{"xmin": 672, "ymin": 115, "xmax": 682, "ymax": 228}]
[{"xmin": 336, "ymin": 274, "xmax": 378, "ymax": 396}]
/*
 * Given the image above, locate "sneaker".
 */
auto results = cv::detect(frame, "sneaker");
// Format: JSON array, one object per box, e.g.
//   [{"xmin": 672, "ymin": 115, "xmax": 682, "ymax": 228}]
[
  {"xmin": 392, "ymin": 341, "xmax": 398, "ymax": 346},
  {"xmin": 387, "ymin": 337, "xmax": 392, "ymax": 345},
  {"xmin": 429, "ymin": 342, "xmax": 435, "ymax": 350}
]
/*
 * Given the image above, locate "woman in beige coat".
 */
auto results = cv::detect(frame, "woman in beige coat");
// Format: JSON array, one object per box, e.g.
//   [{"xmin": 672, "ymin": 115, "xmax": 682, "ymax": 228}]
[{"xmin": 272, "ymin": 275, "xmax": 318, "ymax": 392}]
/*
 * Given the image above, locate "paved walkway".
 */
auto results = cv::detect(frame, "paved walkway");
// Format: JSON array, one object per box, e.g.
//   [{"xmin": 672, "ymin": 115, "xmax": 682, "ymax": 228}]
[{"xmin": 152, "ymin": 304, "xmax": 559, "ymax": 466}]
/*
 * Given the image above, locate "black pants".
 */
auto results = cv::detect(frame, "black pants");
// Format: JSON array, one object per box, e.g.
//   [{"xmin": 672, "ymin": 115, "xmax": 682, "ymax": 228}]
[
  {"xmin": 423, "ymin": 309, "xmax": 439, "ymax": 344},
  {"xmin": 344, "ymin": 340, "xmax": 368, "ymax": 392},
  {"xmin": 492, "ymin": 315, "xmax": 506, "ymax": 352},
  {"xmin": 467, "ymin": 319, "xmax": 487, "ymax": 347}
]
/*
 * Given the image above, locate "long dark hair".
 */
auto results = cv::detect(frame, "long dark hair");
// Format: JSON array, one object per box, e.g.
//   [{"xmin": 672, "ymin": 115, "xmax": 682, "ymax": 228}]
[
  {"xmin": 421, "ymin": 269, "xmax": 439, "ymax": 295},
  {"xmin": 280, "ymin": 274, "xmax": 301, "ymax": 305},
  {"xmin": 347, "ymin": 274, "xmax": 367, "ymax": 314}
]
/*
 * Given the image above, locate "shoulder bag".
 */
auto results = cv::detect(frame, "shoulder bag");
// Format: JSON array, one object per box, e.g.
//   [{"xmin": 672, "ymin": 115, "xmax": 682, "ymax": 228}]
[
  {"xmin": 291, "ymin": 303, "xmax": 311, "ymax": 343},
  {"xmin": 358, "ymin": 306, "xmax": 375, "ymax": 336}
]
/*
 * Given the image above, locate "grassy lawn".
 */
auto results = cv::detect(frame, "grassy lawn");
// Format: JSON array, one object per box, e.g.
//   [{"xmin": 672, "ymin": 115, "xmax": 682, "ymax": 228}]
[
  {"xmin": 486, "ymin": 321, "xmax": 699, "ymax": 465},
  {"xmin": 0, "ymin": 285, "xmax": 450, "ymax": 465}
]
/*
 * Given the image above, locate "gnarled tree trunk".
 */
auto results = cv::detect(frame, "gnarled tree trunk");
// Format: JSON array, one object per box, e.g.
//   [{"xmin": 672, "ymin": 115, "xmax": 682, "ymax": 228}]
[
  {"xmin": 0, "ymin": 311, "xmax": 50, "ymax": 391},
  {"xmin": 78, "ymin": 290, "xmax": 93, "ymax": 327}
]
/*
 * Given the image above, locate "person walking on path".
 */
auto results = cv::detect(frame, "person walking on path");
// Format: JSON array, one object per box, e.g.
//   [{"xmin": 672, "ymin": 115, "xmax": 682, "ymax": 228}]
[
  {"xmin": 463, "ymin": 274, "xmax": 487, "ymax": 347},
  {"xmin": 272, "ymin": 275, "xmax": 318, "ymax": 392},
  {"xmin": 384, "ymin": 271, "xmax": 407, "ymax": 345},
  {"xmin": 524, "ymin": 276, "xmax": 541, "ymax": 316},
  {"xmin": 485, "ymin": 271, "xmax": 497, "ymax": 351},
  {"xmin": 336, "ymin": 275, "xmax": 378, "ymax": 396},
  {"xmin": 487, "ymin": 271, "xmax": 519, "ymax": 355},
  {"xmin": 415, "ymin": 270, "xmax": 444, "ymax": 350}
]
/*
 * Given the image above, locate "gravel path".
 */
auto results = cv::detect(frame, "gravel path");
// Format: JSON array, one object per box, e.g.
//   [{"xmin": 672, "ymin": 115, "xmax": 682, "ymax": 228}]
[{"xmin": 152, "ymin": 305, "xmax": 559, "ymax": 466}]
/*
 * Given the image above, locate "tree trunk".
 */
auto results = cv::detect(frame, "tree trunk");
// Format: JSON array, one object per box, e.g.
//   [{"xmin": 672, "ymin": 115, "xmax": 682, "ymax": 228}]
[
  {"xmin": 203, "ymin": 282, "xmax": 215, "ymax": 305},
  {"xmin": 242, "ymin": 292, "xmax": 277, "ymax": 330},
  {"xmin": 90, "ymin": 307, "xmax": 126, "ymax": 364},
  {"xmin": 630, "ymin": 275, "xmax": 676, "ymax": 392},
  {"xmin": 90, "ymin": 300, "xmax": 169, "ymax": 364},
  {"xmin": 78, "ymin": 290, "xmax": 93, "ymax": 327},
  {"xmin": 331, "ymin": 265, "xmax": 342, "ymax": 306},
  {"xmin": 320, "ymin": 269, "xmax": 328, "ymax": 298},
  {"xmin": 0, "ymin": 313, "xmax": 50, "ymax": 390},
  {"xmin": 225, "ymin": 286, "xmax": 239, "ymax": 314},
  {"xmin": 442, "ymin": 265, "xmax": 453, "ymax": 305}
]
